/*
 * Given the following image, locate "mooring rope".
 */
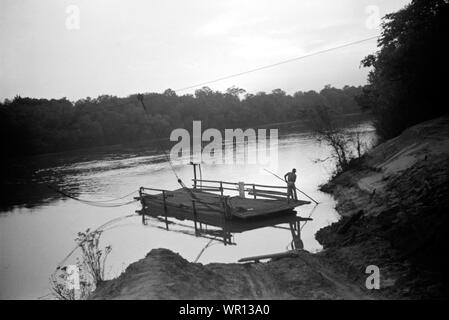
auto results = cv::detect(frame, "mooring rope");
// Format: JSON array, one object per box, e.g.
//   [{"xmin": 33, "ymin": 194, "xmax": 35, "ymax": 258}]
[
  {"xmin": 194, "ymin": 237, "xmax": 218, "ymax": 263},
  {"xmin": 136, "ymin": 95, "xmax": 227, "ymax": 212},
  {"xmin": 300, "ymin": 204, "xmax": 319, "ymax": 231},
  {"xmin": 76, "ymin": 190, "xmax": 139, "ymax": 203},
  {"xmin": 47, "ymin": 185, "xmax": 139, "ymax": 208},
  {"xmin": 137, "ymin": 95, "xmax": 184, "ymax": 185}
]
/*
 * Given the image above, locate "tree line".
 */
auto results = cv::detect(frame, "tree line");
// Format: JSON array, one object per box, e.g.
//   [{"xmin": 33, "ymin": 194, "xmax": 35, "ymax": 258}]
[
  {"xmin": 358, "ymin": 0, "xmax": 449, "ymax": 140},
  {"xmin": 308, "ymin": 0, "xmax": 449, "ymax": 176},
  {"xmin": 0, "ymin": 85, "xmax": 364, "ymax": 158},
  {"xmin": 2, "ymin": 0, "xmax": 448, "ymax": 159}
]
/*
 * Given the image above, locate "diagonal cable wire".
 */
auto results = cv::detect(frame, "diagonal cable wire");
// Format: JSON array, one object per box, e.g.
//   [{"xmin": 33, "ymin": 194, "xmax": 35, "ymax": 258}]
[{"xmin": 174, "ymin": 35, "xmax": 379, "ymax": 92}]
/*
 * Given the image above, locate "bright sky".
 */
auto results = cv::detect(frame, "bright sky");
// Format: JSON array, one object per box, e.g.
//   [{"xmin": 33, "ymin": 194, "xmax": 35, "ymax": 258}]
[{"xmin": 0, "ymin": 0, "xmax": 411, "ymax": 101}]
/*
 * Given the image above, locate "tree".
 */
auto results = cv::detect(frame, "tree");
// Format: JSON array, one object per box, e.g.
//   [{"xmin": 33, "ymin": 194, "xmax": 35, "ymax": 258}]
[
  {"xmin": 163, "ymin": 89, "xmax": 177, "ymax": 97},
  {"xmin": 309, "ymin": 105, "xmax": 355, "ymax": 174},
  {"xmin": 226, "ymin": 86, "xmax": 246, "ymax": 98},
  {"xmin": 359, "ymin": 0, "xmax": 449, "ymax": 140}
]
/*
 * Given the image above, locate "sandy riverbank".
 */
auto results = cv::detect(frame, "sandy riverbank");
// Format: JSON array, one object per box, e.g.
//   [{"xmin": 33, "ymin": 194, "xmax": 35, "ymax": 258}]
[
  {"xmin": 90, "ymin": 248, "xmax": 375, "ymax": 300},
  {"xmin": 91, "ymin": 116, "xmax": 449, "ymax": 300},
  {"xmin": 317, "ymin": 116, "xmax": 449, "ymax": 299}
]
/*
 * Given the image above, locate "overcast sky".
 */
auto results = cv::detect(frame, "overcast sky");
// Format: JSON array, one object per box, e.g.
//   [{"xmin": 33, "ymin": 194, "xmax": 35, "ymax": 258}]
[{"xmin": 0, "ymin": 0, "xmax": 411, "ymax": 101}]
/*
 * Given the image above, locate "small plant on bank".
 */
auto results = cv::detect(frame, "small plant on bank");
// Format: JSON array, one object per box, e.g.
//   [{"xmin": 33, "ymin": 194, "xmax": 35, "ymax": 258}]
[
  {"xmin": 309, "ymin": 105, "xmax": 371, "ymax": 176},
  {"xmin": 50, "ymin": 229, "xmax": 112, "ymax": 300},
  {"xmin": 75, "ymin": 229, "xmax": 112, "ymax": 284}
]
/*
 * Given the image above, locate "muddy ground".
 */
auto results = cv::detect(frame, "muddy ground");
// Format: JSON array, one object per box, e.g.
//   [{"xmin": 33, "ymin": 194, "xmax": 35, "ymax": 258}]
[
  {"xmin": 91, "ymin": 116, "xmax": 449, "ymax": 300},
  {"xmin": 91, "ymin": 248, "xmax": 376, "ymax": 300}
]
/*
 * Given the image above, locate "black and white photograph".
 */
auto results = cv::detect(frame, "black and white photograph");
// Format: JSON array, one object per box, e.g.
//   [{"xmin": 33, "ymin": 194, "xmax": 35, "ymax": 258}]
[{"xmin": 0, "ymin": 0, "xmax": 448, "ymax": 305}]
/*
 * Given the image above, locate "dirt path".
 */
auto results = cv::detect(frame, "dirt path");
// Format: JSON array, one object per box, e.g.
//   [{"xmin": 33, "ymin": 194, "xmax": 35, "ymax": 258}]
[{"xmin": 303, "ymin": 258, "xmax": 373, "ymax": 300}]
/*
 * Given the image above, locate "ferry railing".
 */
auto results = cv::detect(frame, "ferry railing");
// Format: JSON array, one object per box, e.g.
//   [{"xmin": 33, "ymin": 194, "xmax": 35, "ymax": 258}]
[
  {"xmin": 138, "ymin": 186, "xmax": 231, "ymax": 221},
  {"xmin": 192, "ymin": 179, "xmax": 290, "ymax": 201}
]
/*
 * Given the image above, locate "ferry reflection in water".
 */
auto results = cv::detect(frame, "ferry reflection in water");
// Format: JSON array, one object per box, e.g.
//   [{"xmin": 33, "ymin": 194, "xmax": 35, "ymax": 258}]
[{"xmin": 143, "ymin": 209, "xmax": 311, "ymax": 251}]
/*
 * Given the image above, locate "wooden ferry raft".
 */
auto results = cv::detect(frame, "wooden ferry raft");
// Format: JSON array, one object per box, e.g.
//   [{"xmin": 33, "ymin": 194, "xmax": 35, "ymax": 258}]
[{"xmin": 137, "ymin": 178, "xmax": 311, "ymax": 221}]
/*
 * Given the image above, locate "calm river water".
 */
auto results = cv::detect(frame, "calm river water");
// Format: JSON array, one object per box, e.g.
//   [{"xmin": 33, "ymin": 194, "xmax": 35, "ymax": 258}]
[{"xmin": 0, "ymin": 120, "xmax": 375, "ymax": 299}]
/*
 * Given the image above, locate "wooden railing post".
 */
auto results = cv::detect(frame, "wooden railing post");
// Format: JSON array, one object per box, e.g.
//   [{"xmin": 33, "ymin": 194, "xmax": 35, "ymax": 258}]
[
  {"xmin": 162, "ymin": 190, "xmax": 168, "ymax": 230},
  {"xmin": 253, "ymin": 184, "xmax": 257, "ymax": 199},
  {"xmin": 296, "ymin": 220, "xmax": 301, "ymax": 238},
  {"xmin": 139, "ymin": 187, "xmax": 147, "ymax": 225},
  {"xmin": 220, "ymin": 181, "xmax": 224, "ymax": 196},
  {"xmin": 238, "ymin": 182, "xmax": 245, "ymax": 198},
  {"xmin": 191, "ymin": 162, "xmax": 198, "ymax": 189},
  {"xmin": 220, "ymin": 196, "xmax": 232, "ymax": 220},
  {"xmin": 192, "ymin": 200, "xmax": 198, "ymax": 235}
]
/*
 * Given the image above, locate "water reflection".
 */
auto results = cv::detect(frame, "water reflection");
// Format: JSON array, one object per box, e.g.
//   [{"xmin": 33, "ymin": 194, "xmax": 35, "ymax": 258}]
[
  {"xmin": 146, "ymin": 210, "xmax": 309, "ymax": 250},
  {"xmin": 0, "ymin": 115, "xmax": 375, "ymax": 213},
  {"xmin": 0, "ymin": 149, "xmax": 169, "ymax": 211}
]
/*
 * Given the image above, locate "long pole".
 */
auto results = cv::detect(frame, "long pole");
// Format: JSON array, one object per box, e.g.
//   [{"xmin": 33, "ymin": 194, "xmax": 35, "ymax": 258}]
[{"xmin": 264, "ymin": 169, "xmax": 319, "ymax": 205}]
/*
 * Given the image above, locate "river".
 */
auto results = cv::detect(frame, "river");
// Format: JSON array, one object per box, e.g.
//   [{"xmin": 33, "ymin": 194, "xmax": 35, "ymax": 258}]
[{"xmin": 0, "ymin": 119, "xmax": 375, "ymax": 299}]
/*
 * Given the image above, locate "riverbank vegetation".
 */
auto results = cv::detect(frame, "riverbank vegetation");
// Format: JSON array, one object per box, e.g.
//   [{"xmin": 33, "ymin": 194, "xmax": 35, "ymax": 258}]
[
  {"xmin": 50, "ymin": 229, "xmax": 112, "ymax": 300},
  {"xmin": 357, "ymin": 0, "xmax": 449, "ymax": 141},
  {"xmin": 315, "ymin": 0, "xmax": 449, "ymax": 299},
  {"xmin": 309, "ymin": 105, "xmax": 371, "ymax": 176},
  {"xmin": 0, "ymin": 85, "xmax": 364, "ymax": 158},
  {"xmin": 312, "ymin": 0, "xmax": 449, "ymax": 180}
]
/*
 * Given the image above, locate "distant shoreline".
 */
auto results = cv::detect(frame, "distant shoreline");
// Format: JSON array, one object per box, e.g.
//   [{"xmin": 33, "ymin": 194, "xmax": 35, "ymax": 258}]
[{"xmin": 4, "ymin": 112, "xmax": 372, "ymax": 162}]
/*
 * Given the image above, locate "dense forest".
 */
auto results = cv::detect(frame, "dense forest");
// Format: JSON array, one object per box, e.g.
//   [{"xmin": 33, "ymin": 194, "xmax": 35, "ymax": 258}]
[
  {"xmin": 358, "ymin": 0, "xmax": 449, "ymax": 140},
  {"xmin": 0, "ymin": 85, "xmax": 364, "ymax": 157}
]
